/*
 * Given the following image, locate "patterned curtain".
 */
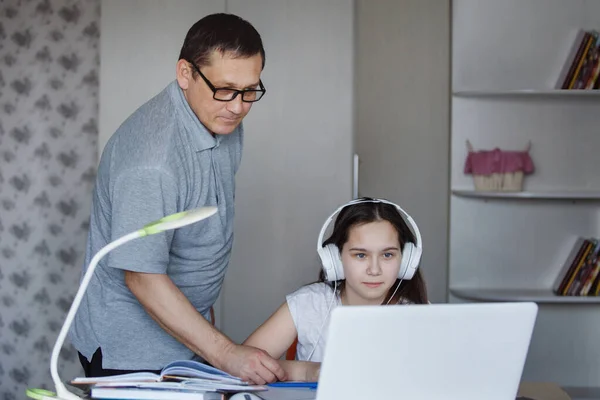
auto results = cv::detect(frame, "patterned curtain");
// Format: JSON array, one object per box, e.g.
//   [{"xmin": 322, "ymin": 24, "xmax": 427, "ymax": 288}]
[{"xmin": 0, "ymin": 0, "xmax": 99, "ymax": 398}]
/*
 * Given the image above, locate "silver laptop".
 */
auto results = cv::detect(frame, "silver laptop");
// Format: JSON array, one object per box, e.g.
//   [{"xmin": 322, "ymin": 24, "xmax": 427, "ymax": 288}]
[{"xmin": 315, "ymin": 302, "xmax": 538, "ymax": 400}]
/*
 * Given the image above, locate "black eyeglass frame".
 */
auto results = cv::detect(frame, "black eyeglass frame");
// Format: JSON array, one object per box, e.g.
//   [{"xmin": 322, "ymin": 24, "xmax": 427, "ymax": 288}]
[{"xmin": 188, "ymin": 60, "xmax": 266, "ymax": 103}]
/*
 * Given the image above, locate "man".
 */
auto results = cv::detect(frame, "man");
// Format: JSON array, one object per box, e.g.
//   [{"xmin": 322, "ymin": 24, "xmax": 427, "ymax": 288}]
[{"xmin": 69, "ymin": 13, "xmax": 286, "ymax": 385}]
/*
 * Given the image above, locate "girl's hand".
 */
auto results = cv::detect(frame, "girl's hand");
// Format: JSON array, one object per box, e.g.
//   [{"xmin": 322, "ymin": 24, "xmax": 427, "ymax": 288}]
[
  {"xmin": 305, "ymin": 363, "xmax": 321, "ymax": 382},
  {"xmin": 279, "ymin": 360, "xmax": 320, "ymax": 382}
]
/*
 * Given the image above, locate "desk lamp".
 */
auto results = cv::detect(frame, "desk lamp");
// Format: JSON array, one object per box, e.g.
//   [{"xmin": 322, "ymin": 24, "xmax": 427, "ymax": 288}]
[{"xmin": 27, "ymin": 207, "xmax": 218, "ymax": 400}]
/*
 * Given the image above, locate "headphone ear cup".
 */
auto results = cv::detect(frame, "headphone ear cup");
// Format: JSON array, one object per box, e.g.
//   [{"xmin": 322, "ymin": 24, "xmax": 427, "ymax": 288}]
[
  {"xmin": 399, "ymin": 242, "xmax": 414, "ymax": 280},
  {"xmin": 329, "ymin": 244, "xmax": 344, "ymax": 281},
  {"xmin": 399, "ymin": 242, "xmax": 422, "ymax": 280},
  {"xmin": 408, "ymin": 245, "xmax": 422, "ymax": 279},
  {"xmin": 318, "ymin": 247, "xmax": 333, "ymax": 282},
  {"xmin": 323, "ymin": 244, "xmax": 344, "ymax": 281}
]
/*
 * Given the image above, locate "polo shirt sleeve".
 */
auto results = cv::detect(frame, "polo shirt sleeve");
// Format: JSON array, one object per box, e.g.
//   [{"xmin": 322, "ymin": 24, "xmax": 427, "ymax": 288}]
[{"xmin": 107, "ymin": 167, "xmax": 179, "ymax": 274}]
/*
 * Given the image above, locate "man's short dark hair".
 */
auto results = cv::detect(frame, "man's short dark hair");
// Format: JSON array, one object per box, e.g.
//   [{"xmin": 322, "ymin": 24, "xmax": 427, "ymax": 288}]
[{"xmin": 179, "ymin": 13, "xmax": 265, "ymax": 71}]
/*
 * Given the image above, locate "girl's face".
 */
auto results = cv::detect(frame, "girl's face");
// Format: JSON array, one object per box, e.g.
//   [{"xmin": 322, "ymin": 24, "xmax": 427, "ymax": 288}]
[{"xmin": 340, "ymin": 220, "xmax": 401, "ymax": 305}]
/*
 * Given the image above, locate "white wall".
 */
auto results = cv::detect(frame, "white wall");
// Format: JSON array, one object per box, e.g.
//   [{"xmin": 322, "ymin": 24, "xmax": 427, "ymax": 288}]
[
  {"xmin": 98, "ymin": 0, "xmax": 353, "ymax": 342},
  {"xmin": 354, "ymin": 0, "xmax": 450, "ymax": 303},
  {"xmin": 221, "ymin": 0, "xmax": 354, "ymax": 342}
]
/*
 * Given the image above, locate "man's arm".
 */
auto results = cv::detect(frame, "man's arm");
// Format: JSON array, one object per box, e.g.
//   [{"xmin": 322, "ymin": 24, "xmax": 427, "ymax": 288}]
[{"xmin": 124, "ymin": 271, "xmax": 286, "ymax": 384}]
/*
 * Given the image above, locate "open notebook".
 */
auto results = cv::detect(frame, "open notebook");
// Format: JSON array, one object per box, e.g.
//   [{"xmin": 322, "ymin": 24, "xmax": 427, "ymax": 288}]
[
  {"xmin": 72, "ymin": 360, "xmax": 243, "ymax": 385},
  {"xmin": 71, "ymin": 360, "xmax": 266, "ymax": 397}
]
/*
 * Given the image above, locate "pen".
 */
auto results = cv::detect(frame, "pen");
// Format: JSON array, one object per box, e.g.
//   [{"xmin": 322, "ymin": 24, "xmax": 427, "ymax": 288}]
[{"xmin": 267, "ymin": 382, "xmax": 318, "ymax": 389}]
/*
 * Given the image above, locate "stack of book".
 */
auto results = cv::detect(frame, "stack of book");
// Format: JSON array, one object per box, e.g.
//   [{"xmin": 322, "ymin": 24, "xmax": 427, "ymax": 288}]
[
  {"xmin": 71, "ymin": 360, "xmax": 266, "ymax": 399},
  {"xmin": 553, "ymin": 237, "xmax": 600, "ymax": 296},
  {"xmin": 555, "ymin": 29, "xmax": 600, "ymax": 90}
]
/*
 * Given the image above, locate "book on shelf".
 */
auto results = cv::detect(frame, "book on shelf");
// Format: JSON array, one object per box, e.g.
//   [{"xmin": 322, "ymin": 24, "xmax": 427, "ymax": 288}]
[
  {"xmin": 553, "ymin": 237, "xmax": 600, "ymax": 296},
  {"xmin": 555, "ymin": 29, "xmax": 600, "ymax": 90}
]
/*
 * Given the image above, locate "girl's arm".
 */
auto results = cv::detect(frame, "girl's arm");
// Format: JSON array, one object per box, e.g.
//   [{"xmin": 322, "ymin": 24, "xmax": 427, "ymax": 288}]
[
  {"xmin": 243, "ymin": 302, "xmax": 321, "ymax": 381},
  {"xmin": 279, "ymin": 360, "xmax": 321, "ymax": 382},
  {"xmin": 244, "ymin": 302, "xmax": 297, "ymax": 359}
]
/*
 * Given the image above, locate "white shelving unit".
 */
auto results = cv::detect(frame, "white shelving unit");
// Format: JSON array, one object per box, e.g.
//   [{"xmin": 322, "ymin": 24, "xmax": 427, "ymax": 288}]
[
  {"xmin": 453, "ymin": 89, "xmax": 600, "ymax": 98},
  {"xmin": 450, "ymin": 0, "xmax": 600, "ymax": 392},
  {"xmin": 452, "ymin": 190, "xmax": 600, "ymax": 201},
  {"xmin": 450, "ymin": 288, "xmax": 600, "ymax": 304}
]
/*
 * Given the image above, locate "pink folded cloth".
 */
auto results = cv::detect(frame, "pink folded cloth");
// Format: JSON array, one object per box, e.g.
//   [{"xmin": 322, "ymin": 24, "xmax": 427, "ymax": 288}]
[{"xmin": 464, "ymin": 146, "xmax": 535, "ymax": 175}]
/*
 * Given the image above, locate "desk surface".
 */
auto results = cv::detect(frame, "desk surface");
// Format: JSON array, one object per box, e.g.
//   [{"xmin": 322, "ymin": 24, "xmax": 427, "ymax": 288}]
[{"xmin": 564, "ymin": 386, "xmax": 600, "ymax": 400}]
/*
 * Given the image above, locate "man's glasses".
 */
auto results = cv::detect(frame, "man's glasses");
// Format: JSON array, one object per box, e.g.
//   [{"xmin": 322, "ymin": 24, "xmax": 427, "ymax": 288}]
[{"xmin": 189, "ymin": 60, "xmax": 266, "ymax": 103}]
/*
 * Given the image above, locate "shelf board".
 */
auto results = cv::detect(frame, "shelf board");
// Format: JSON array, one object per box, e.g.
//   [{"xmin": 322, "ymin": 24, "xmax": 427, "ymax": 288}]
[
  {"xmin": 451, "ymin": 189, "xmax": 600, "ymax": 200},
  {"xmin": 450, "ymin": 288, "xmax": 600, "ymax": 304},
  {"xmin": 453, "ymin": 89, "xmax": 600, "ymax": 97}
]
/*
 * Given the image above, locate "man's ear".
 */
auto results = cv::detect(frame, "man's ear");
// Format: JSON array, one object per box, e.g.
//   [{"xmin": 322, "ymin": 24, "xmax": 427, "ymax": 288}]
[{"xmin": 176, "ymin": 59, "xmax": 193, "ymax": 90}]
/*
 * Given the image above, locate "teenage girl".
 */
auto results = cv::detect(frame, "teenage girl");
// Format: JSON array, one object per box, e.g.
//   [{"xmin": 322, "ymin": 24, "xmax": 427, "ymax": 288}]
[{"xmin": 243, "ymin": 197, "xmax": 429, "ymax": 381}]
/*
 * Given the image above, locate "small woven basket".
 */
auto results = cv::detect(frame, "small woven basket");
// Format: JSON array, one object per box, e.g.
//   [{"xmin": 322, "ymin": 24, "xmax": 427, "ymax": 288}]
[
  {"xmin": 464, "ymin": 140, "xmax": 534, "ymax": 192},
  {"xmin": 471, "ymin": 172, "xmax": 524, "ymax": 191}
]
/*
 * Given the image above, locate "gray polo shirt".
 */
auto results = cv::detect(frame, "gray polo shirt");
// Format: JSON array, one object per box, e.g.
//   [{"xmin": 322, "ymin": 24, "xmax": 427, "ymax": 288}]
[{"xmin": 69, "ymin": 80, "xmax": 242, "ymax": 370}]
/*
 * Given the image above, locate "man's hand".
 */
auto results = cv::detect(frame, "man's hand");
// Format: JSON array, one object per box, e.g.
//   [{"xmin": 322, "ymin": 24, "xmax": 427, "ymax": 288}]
[
  {"xmin": 219, "ymin": 343, "xmax": 287, "ymax": 385},
  {"xmin": 123, "ymin": 272, "xmax": 285, "ymax": 384}
]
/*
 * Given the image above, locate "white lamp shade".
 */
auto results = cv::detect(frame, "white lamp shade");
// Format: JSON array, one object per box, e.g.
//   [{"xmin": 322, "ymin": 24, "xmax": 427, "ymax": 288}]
[{"xmin": 141, "ymin": 206, "xmax": 218, "ymax": 236}]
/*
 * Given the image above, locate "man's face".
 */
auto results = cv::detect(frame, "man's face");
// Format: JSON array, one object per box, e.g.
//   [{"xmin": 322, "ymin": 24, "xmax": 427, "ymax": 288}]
[{"xmin": 177, "ymin": 50, "xmax": 263, "ymax": 135}]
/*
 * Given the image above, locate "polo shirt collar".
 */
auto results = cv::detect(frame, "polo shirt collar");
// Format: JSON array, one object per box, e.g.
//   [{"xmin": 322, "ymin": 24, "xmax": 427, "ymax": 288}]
[{"xmin": 169, "ymin": 80, "xmax": 221, "ymax": 152}]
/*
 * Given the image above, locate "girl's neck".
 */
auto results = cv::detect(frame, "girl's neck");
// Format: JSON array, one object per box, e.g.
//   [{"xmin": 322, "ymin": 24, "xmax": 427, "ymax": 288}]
[{"xmin": 340, "ymin": 289, "xmax": 386, "ymax": 306}]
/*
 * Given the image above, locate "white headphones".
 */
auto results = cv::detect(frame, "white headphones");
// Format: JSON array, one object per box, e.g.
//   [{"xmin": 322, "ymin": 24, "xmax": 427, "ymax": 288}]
[{"xmin": 316, "ymin": 198, "xmax": 422, "ymax": 282}]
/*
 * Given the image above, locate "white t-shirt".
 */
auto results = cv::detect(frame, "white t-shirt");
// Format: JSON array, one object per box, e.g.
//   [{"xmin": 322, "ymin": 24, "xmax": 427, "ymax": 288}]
[
  {"xmin": 286, "ymin": 282, "xmax": 340, "ymax": 362},
  {"xmin": 286, "ymin": 282, "xmax": 418, "ymax": 362}
]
